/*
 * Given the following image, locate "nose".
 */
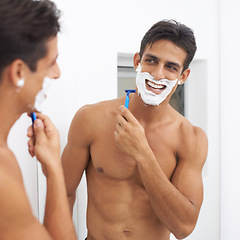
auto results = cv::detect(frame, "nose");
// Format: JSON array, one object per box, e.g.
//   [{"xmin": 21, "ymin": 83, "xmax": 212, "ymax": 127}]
[
  {"xmin": 153, "ymin": 64, "xmax": 165, "ymax": 80},
  {"xmin": 51, "ymin": 62, "xmax": 61, "ymax": 80}
]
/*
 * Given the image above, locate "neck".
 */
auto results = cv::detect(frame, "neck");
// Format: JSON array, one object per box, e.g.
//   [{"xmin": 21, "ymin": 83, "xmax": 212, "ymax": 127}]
[
  {"xmin": 0, "ymin": 90, "xmax": 24, "ymax": 146},
  {"xmin": 129, "ymin": 92, "xmax": 171, "ymax": 124}
]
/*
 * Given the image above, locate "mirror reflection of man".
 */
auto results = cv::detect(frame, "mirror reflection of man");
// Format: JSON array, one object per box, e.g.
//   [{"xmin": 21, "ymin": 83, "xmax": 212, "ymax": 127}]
[
  {"xmin": 62, "ymin": 20, "xmax": 208, "ymax": 240},
  {"xmin": 0, "ymin": 0, "xmax": 77, "ymax": 239}
]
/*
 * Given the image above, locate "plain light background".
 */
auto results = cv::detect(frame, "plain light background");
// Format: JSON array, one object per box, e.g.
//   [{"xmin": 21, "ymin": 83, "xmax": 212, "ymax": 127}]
[{"xmin": 7, "ymin": 0, "xmax": 240, "ymax": 239}]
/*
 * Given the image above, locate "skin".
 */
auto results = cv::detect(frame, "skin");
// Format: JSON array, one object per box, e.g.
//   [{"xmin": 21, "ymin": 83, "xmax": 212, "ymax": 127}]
[
  {"xmin": 62, "ymin": 39, "xmax": 208, "ymax": 240},
  {"xmin": 0, "ymin": 37, "xmax": 77, "ymax": 240}
]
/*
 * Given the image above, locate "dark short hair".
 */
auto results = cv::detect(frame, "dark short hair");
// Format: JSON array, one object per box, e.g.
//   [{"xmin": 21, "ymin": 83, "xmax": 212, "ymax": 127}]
[
  {"xmin": 0, "ymin": 0, "xmax": 61, "ymax": 79},
  {"xmin": 139, "ymin": 20, "xmax": 197, "ymax": 72}
]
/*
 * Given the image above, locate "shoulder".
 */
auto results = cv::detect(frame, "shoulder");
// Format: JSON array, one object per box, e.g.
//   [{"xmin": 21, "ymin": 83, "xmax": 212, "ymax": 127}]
[
  {"xmin": 177, "ymin": 118, "xmax": 208, "ymax": 164},
  {"xmin": 180, "ymin": 120, "xmax": 208, "ymax": 147},
  {"xmin": 74, "ymin": 98, "xmax": 123, "ymax": 123},
  {"xmin": 68, "ymin": 98, "xmax": 123, "ymax": 142},
  {"xmin": 168, "ymin": 106, "xmax": 208, "ymax": 150}
]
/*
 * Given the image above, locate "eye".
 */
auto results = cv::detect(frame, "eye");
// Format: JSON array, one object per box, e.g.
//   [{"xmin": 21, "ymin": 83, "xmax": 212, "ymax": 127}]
[
  {"xmin": 167, "ymin": 64, "xmax": 178, "ymax": 72},
  {"xmin": 145, "ymin": 58, "xmax": 155, "ymax": 64},
  {"xmin": 170, "ymin": 66, "xmax": 177, "ymax": 71}
]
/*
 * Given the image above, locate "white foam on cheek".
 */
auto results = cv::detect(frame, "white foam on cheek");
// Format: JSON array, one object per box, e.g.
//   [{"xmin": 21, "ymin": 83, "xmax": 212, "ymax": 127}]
[
  {"xmin": 34, "ymin": 77, "xmax": 52, "ymax": 112},
  {"xmin": 136, "ymin": 64, "xmax": 178, "ymax": 106}
]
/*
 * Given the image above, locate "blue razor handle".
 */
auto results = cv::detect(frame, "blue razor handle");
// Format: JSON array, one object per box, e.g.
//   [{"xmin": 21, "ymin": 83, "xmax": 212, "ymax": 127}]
[
  {"xmin": 30, "ymin": 112, "xmax": 37, "ymax": 124},
  {"xmin": 124, "ymin": 89, "xmax": 136, "ymax": 109}
]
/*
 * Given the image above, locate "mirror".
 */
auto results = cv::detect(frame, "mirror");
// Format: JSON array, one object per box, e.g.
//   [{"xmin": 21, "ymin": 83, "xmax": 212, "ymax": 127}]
[{"xmin": 8, "ymin": 0, "xmax": 219, "ymax": 239}]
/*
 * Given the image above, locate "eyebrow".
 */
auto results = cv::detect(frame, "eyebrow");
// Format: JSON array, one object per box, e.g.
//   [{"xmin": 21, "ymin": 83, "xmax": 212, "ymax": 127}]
[
  {"xmin": 144, "ymin": 53, "xmax": 160, "ymax": 62},
  {"xmin": 144, "ymin": 53, "xmax": 182, "ymax": 69}
]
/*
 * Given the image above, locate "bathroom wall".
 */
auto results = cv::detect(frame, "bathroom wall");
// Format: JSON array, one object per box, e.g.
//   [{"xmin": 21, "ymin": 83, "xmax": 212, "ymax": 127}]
[{"xmin": 219, "ymin": 0, "xmax": 240, "ymax": 239}]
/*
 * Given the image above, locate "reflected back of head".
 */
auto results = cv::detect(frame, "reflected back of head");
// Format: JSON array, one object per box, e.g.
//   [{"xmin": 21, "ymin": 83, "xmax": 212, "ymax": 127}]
[{"xmin": 0, "ymin": 0, "xmax": 61, "ymax": 81}]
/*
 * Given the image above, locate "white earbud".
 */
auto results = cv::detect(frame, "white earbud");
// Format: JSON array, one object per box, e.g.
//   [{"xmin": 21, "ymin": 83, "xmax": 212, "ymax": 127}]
[
  {"xmin": 17, "ymin": 79, "xmax": 25, "ymax": 88},
  {"xmin": 178, "ymin": 80, "xmax": 183, "ymax": 85}
]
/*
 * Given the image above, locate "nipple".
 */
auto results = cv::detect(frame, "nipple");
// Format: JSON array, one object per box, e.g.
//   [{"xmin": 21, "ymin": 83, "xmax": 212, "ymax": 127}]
[{"xmin": 97, "ymin": 167, "xmax": 104, "ymax": 173}]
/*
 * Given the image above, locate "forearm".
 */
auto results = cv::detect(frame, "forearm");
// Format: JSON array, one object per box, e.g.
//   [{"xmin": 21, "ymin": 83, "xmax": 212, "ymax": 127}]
[
  {"xmin": 136, "ymin": 150, "xmax": 197, "ymax": 238},
  {"xmin": 44, "ymin": 164, "xmax": 77, "ymax": 240}
]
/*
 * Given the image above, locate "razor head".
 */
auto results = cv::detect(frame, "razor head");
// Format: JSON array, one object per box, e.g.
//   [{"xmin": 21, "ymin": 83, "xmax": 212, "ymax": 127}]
[
  {"xmin": 124, "ymin": 89, "xmax": 136, "ymax": 108},
  {"xmin": 125, "ymin": 89, "xmax": 136, "ymax": 95}
]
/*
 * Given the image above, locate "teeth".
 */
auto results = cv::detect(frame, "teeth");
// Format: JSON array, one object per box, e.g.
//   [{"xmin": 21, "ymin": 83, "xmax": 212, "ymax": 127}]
[{"xmin": 147, "ymin": 80, "xmax": 165, "ymax": 89}]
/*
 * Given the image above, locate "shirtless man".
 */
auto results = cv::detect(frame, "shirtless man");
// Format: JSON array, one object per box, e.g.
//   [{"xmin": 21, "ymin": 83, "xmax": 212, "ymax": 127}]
[
  {"xmin": 0, "ymin": 0, "xmax": 77, "ymax": 239},
  {"xmin": 62, "ymin": 20, "xmax": 208, "ymax": 240}
]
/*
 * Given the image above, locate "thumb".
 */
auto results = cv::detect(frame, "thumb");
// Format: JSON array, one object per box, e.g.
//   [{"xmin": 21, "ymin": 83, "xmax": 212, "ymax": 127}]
[{"xmin": 33, "ymin": 119, "xmax": 45, "ymax": 137}]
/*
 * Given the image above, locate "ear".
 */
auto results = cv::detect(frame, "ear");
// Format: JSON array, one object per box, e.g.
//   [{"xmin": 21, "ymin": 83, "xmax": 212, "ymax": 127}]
[
  {"xmin": 8, "ymin": 59, "xmax": 26, "ymax": 88},
  {"xmin": 178, "ymin": 68, "xmax": 190, "ymax": 85},
  {"xmin": 133, "ymin": 52, "xmax": 140, "ymax": 70}
]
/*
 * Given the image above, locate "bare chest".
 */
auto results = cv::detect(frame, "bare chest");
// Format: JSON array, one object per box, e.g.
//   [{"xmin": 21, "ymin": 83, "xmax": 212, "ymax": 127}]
[{"xmin": 90, "ymin": 123, "xmax": 178, "ymax": 181}]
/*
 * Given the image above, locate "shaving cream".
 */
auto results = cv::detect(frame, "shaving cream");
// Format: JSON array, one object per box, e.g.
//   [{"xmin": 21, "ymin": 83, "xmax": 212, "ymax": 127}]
[
  {"xmin": 136, "ymin": 64, "xmax": 178, "ymax": 106},
  {"xmin": 34, "ymin": 77, "xmax": 51, "ymax": 112}
]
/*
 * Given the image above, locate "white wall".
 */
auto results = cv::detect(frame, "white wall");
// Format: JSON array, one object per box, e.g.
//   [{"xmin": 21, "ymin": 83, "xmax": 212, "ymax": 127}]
[
  {"xmin": 219, "ymin": 0, "xmax": 240, "ymax": 239},
  {"xmin": 8, "ymin": 0, "xmax": 221, "ymax": 239}
]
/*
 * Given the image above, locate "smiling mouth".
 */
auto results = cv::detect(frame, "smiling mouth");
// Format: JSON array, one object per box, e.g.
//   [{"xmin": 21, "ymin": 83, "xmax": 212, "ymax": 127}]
[{"xmin": 146, "ymin": 80, "xmax": 166, "ymax": 92}]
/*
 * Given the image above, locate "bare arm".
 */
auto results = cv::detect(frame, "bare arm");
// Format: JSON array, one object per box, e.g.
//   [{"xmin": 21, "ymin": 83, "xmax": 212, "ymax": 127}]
[
  {"xmin": 27, "ymin": 113, "xmax": 77, "ymax": 240},
  {"xmin": 114, "ymin": 106, "xmax": 208, "ymax": 239},
  {"xmin": 61, "ymin": 106, "xmax": 92, "ymax": 214},
  {"xmin": 0, "ymin": 167, "xmax": 52, "ymax": 240}
]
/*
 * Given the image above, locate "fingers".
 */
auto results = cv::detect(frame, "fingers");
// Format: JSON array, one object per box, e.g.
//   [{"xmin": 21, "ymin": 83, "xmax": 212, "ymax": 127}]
[
  {"xmin": 115, "ymin": 108, "xmax": 132, "ymax": 140},
  {"xmin": 115, "ymin": 119, "xmax": 122, "ymax": 135},
  {"xmin": 115, "ymin": 105, "xmax": 135, "ymax": 135},
  {"xmin": 28, "ymin": 139, "xmax": 34, "ymax": 157},
  {"xmin": 27, "ymin": 125, "xmax": 34, "ymax": 138},
  {"xmin": 26, "ymin": 113, "xmax": 59, "ymax": 162},
  {"xmin": 27, "ymin": 115, "xmax": 45, "ymax": 147},
  {"xmin": 27, "ymin": 112, "xmax": 51, "ymax": 129},
  {"xmin": 116, "ymin": 114, "xmax": 127, "ymax": 128},
  {"xmin": 116, "ymin": 105, "xmax": 139, "ymax": 129},
  {"xmin": 34, "ymin": 112, "xmax": 52, "ymax": 129},
  {"xmin": 114, "ymin": 129, "xmax": 118, "ymax": 140},
  {"xmin": 118, "ymin": 105, "xmax": 138, "ymax": 124},
  {"xmin": 34, "ymin": 112, "xmax": 58, "ymax": 137},
  {"xmin": 33, "ymin": 119, "xmax": 45, "ymax": 135},
  {"xmin": 27, "ymin": 124, "xmax": 35, "ymax": 157},
  {"xmin": 28, "ymin": 112, "xmax": 58, "ymax": 139},
  {"xmin": 28, "ymin": 135, "xmax": 35, "ymax": 157}
]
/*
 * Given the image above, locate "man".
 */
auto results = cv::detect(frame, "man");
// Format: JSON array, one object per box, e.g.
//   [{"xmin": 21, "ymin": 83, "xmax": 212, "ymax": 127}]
[
  {"xmin": 0, "ymin": 0, "xmax": 77, "ymax": 239},
  {"xmin": 62, "ymin": 20, "xmax": 208, "ymax": 240}
]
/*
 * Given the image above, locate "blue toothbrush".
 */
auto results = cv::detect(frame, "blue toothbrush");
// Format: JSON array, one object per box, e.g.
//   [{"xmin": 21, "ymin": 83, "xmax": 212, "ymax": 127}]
[{"xmin": 124, "ymin": 89, "xmax": 136, "ymax": 109}]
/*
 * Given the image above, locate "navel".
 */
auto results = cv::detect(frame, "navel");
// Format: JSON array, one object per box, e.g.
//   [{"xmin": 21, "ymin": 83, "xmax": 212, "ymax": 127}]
[{"xmin": 123, "ymin": 229, "xmax": 131, "ymax": 237}]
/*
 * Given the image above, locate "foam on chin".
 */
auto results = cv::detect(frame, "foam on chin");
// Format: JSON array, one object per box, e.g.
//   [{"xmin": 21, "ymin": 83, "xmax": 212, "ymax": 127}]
[
  {"xmin": 34, "ymin": 77, "xmax": 51, "ymax": 112},
  {"xmin": 136, "ymin": 64, "xmax": 178, "ymax": 106}
]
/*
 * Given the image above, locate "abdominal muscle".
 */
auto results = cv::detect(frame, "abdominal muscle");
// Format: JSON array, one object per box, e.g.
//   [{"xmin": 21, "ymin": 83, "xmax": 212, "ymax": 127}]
[{"xmin": 85, "ymin": 163, "xmax": 170, "ymax": 240}]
